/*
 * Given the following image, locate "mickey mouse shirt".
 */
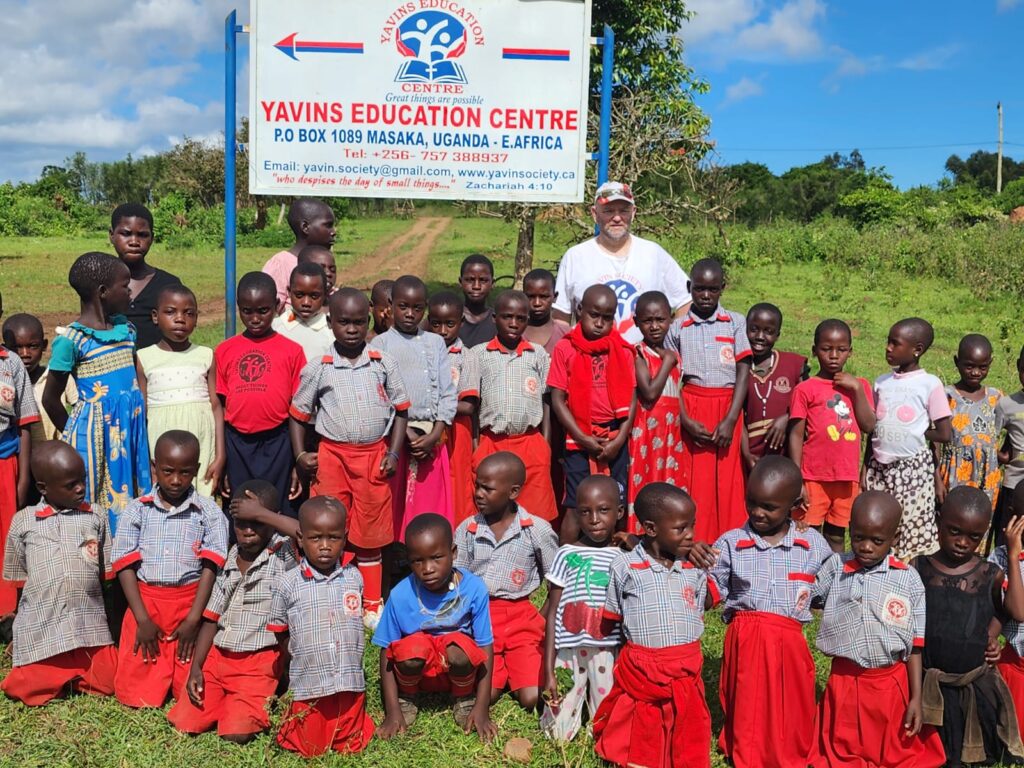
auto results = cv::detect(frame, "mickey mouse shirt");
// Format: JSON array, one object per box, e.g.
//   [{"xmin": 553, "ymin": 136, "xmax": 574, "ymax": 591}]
[{"xmin": 790, "ymin": 375, "xmax": 874, "ymax": 482}]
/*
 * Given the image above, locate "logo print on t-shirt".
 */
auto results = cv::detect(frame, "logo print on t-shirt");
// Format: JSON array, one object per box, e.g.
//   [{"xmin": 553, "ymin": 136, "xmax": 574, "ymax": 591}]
[
  {"xmin": 605, "ymin": 279, "xmax": 639, "ymax": 323},
  {"xmin": 238, "ymin": 351, "xmax": 270, "ymax": 383}
]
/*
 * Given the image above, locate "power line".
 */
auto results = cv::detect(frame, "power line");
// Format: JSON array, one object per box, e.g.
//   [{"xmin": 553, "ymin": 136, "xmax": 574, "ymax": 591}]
[{"xmin": 714, "ymin": 141, "xmax": 1010, "ymax": 153}]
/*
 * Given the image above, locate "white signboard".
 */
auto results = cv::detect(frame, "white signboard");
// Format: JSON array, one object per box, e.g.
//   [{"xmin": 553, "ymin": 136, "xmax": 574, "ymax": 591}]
[{"xmin": 249, "ymin": 0, "xmax": 593, "ymax": 202}]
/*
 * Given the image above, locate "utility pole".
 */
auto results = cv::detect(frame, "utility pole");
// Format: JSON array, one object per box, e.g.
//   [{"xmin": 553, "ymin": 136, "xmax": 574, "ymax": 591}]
[{"xmin": 997, "ymin": 101, "xmax": 1004, "ymax": 194}]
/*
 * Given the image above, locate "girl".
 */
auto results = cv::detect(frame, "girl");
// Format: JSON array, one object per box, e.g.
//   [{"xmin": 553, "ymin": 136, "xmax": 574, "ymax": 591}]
[
  {"xmin": 865, "ymin": 318, "xmax": 952, "ymax": 560},
  {"xmin": 628, "ymin": 291, "xmax": 685, "ymax": 534},
  {"xmin": 41, "ymin": 252, "xmax": 150, "ymax": 534},
  {"xmin": 136, "ymin": 285, "xmax": 224, "ymax": 497}
]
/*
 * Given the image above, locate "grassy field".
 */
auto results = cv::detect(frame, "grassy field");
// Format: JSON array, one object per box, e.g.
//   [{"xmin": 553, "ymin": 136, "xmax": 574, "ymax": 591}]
[{"xmin": 2, "ymin": 216, "xmax": 1023, "ymax": 766}]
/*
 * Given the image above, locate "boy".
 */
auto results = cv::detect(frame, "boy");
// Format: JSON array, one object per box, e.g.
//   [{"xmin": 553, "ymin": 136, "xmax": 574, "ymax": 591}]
[
  {"xmin": 215, "ymin": 271, "xmax": 306, "ymax": 517},
  {"xmin": 522, "ymin": 268, "xmax": 570, "ymax": 355},
  {"xmin": 271, "ymin": 263, "xmax": 332, "ymax": 360},
  {"xmin": 261, "ymin": 198, "xmax": 336, "ymax": 310},
  {"xmin": 269, "ymin": 496, "xmax": 375, "ymax": 757},
  {"xmin": 664, "ymin": 258, "xmax": 752, "ymax": 543},
  {"xmin": 813, "ymin": 491, "xmax": 945, "ymax": 767},
  {"xmin": 548, "ymin": 284, "xmax": 636, "ymax": 544},
  {"xmin": 290, "ymin": 288, "xmax": 411, "ymax": 624},
  {"xmin": 789, "ymin": 319, "xmax": 876, "ymax": 552},
  {"xmin": 1, "ymin": 441, "xmax": 116, "ymax": 705},
  {"xmin": 997, "ymin": 346, "xmax": 1024, "ymax": 547},
  {"xmin": 112, "ymin": 430, "xmax": 229, "ymax": 708},
  {"xmin": 297, "ymin": 244, "xmax": 338, "ymax": 294},
  {"xmin": 467, "ymin": 290, "xmax": 557, "ymax": 522},
  {"xmin": 373, "ymin": 513, "xmax": 496, "ymax": 741},
  {"xmin": 741, "ymin": 302, "xmax": 807, "ymax": 467},
  {"xmin": 454, "ymin": 452, "xmax": 559, "ymax": 711},
  {"xmin": 593, "ymin": 483, "xmax": 717, "ymax": 768},
  {"xmin": 458, "ymin": 254, "xmax": 497, "ymax": 348},
  {"xmin": 369, "ymin": 279, "xmax": 395, "ymax": 340},
  {"xmin": 167, "ymin": 479, "xmax": 297, "ymax": 742}
]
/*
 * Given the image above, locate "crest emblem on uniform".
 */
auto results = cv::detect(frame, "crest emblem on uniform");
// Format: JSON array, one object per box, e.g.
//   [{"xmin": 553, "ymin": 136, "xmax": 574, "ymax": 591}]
[
  {"xmin": 775, "ymin": 376, "xmax": 791, "ymax": 394},
  {"xmin": 344, "ymin": 591, "xmax": 361, "ymax": 617},
  {"xmin": 510, "ymin": 568, "xmax": 526, "ymax": 587},
  {"xmin": 883, "ymin": 594, "xmax": 910, "ymax": 627},
  {"xmin": 681, "ymin": 586, "xmax": 697, "ymax": 610},
  {"xmin": 80, "ymin": 539, "xmax": 99, "ymax": 565},
  {"xmin": 719, "ymin": 345, "xmax": 735, "ymax": 365},
  {"xmin": 523, "ymin": 376, "xmax": 538, "ymax": 395}
]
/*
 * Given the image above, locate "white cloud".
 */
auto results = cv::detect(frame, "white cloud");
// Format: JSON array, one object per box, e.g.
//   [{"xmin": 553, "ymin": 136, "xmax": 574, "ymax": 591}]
[
  {"xmin": 896, "ymin": 44, "xmax": 960, "ymax": 71},
  {"xmin": 682, "ymin": 0, "xmax": 827, "ymax": 64},
  {"xmin": 722, "ymin": 76, "xmax": 765, "ymax": 106},
  {"xmin": 683, "ymin": 0, "xmax": 762, "ymax": 44},
  {"xmin": 734, "ymin": 0, "xmax": 825, "ymax": 58},
  {"xmin": 998, "ymin": 0, "xmax": 1021, "ymax": 11}
]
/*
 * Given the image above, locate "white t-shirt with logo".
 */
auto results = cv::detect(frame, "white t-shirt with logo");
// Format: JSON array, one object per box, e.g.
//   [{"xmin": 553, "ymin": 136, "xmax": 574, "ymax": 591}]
[
  {"xmin": 553, "ymin": 235, "xmax": 691, "ymax": 344},
  {"xmin": 871, "ymin": 369, "xmax": 952, "ymax": 464}
]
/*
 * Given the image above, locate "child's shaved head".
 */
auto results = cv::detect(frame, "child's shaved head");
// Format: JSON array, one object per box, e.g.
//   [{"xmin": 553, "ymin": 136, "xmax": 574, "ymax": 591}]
[
  {"xmin": 405, "ymin": 512, "xmax": 454, "ymax": 548},
  {"xmin": 957, "ymin": 333, "xmax": 992, "ymax": 359},
  {"xmin": 580, "ymin": 284, "xmax": 616, "ymax": 310},
  {"xmin": 477, "ymin": 451, "xmax": 526, "ymax": 486},
  {"xmin": 298, "ymin": 495, "xmax": 347, "ymax": 530},
  {"xmin": 850, "ymin": 491, "xmax": 902, "ymax": 537},
  {"xmin": 893, "ymin": 317, "xmax": 935, "ymax": 351},
  {"xmin": 329, "ymin": 287, "xmax": 370, "ymax": 315},
  {"xmin": 634, "ymin": 483, "xmax": 694, "ymax": 525},
  {"xmin": 690, "ymin": 258, "xmax": 724, "ymax": 284},
  {"xmin": 234, "ymin": 478, "xmax": 280, "ymax": 512},
  {"xmin": 30, "ymin": 440, "xmax": 84, "ymax": 482},
  {"xmin": 748, "ymin": 455, "xmax": 803, "ymax": 501}
]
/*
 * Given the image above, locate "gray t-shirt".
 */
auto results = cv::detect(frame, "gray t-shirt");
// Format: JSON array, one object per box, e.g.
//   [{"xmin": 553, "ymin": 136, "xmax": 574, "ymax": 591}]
[{"xmin": 997, "ymin": 391, "xmax": 1024, "ymax": 489}]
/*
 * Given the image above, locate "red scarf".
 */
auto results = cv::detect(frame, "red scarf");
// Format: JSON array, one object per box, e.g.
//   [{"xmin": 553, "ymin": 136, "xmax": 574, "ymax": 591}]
[{"xmin": 566, "ymin": 324, "xmax": 634, "ymax": 435}]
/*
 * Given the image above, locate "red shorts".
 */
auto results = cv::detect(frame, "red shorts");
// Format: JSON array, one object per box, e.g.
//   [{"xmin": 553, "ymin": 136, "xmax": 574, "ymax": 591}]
[
  {"xmin": 386, "ymin": 631, "xmax": 487, "ymax": 694},
  {"xmin": 489, "ymin": 598, "xmax": 544, "ymax": 692},
  {"xmin": 474, "ymin": 430, "xmax": 557, "ymax": 521},
  {"xmin": 167, "ymin": 645, "xmax": 282, "ymax": 737},
  {"xmin": 0, "ymin": 455, "xmax": 19, "ymax": 614},
  {"xmin": 312, "ymin": 439, "xmax": 394, "ymax": 549},
  {"xmin": 276, "ymin": 691, "xmax": 374, "ymax": 758},
  {"xmin": 2, "ymin": 645, "xmax": 117, "ymax": 706},
  {"xmin": 999, "ymin": 646, "xmax": 1024, "ymax": 737},
  {"xmin": 803, "ymin": 480, "xmax": 858, "ymax": 527},
  {"xmin": 115, "ymin": 582, "xmax": 198, "ymax": 708}
]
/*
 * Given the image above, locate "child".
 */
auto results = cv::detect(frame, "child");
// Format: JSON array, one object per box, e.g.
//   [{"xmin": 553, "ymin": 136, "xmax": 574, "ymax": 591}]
[
  {"xmin": 268, "ymin": 496, "xmax": 375, "ymax": 757},
  {"xmin": 369, "ymin": 278, "xmax": 395, "ymax": 340},
  {"xmin": 271, "ymin": 263, "xmax": 333, "ymax": 360},
  {"xmin": 812, "ymin": 491, "xmax": 945, "ymax": 767},
  {"xmin": 628, "ymin": 290, "xmax": 684, "ymax": 534},
  {"xmin": 215, "ymin": 271, "xmax": 305, "ymax": 517},
  {"xmin": 914, "ymin": 487, "xmax": 1024, "ymax": 765},
  {"xmin": 371, "ymin": 275, "xmax": 457, "ymax": 538},
  {"xmin": 261, "ymin": 198, "xmax": 336, "ymax": 310},
  {"xmin": 691, "ymin": 456, "xmax": 832, "ymax": 768},
  {"xmin": 167, "ymin": 480, "xmax": 297, "ymax": 742},
  {"xmin": 522, "ymin": 268, "xmax": 570, "ymax": 355},
  {"xmin": 426, "ymin": 291, "xmax": 479, "ymax": 528},
  {"xmin": 454, "ymin": 452, "xmax": 559, "ymax": 711},
  {"xmin": 467, "ymin": 290, "xmax": 557, "ymax": 522},
  {"xmin": 112, "ymin": 430, "xmax": 228, "ymax": 708},
  {"xmin": 42, "ymin": 252, "xmax": 150, "ymax": 535},
  {"xmin": 742, "ymin": 302, "xmax": 807, "ymax": 466},
  {"xmin": 297, "ymin": 244, "xmax": 338, "ymax": 295},
  {"xmin": 548, "ymin": 284, "xmax": 636, "ymax": 545},
  {"xmin": 1, "ymin": 441, "xmax": 116, "ymax": 706},
  {"xmin": 992, "ymin": 484, "xmax": 1024, "ymax": 735},
  {"xmin": 372, "ymin": 513, "xmax": 496, "ymax": 741},
  {"xmin": 290, "ymin": 288, "xmax": 410, "ymax": 624},
  {"xmin": 136, "ymin": 285, "xmax": 224, "ymax": 497},
  {"xmin": 998, "ymin": 348, "xmax": 1024, "ymax": 548},
  {"xmin": 938, "ymin": 334, "xmax": 1004, "ymax": 512},
  {"xmin": 592, "ymin": 483, "xmax": 717, "ymax": 768},
  {"xmin": 664, "ymin": 258, "xmax": 752, "ymax": 544},
  {"xmin": 541, "ymin": 475, "xmax": 624, "ymax": 742},
  {"xmin": 865, "ymin": 318, "xmax": 952, "ymax": 560},
  {"xmin": 789, "ymin": 319, "xmax": 876, "ymax": 553},
  {"xmin": 109, "ymin": 203, "xmax": 181, "ymax": 350},
  {"xmin": 457, "ymin": 254, "xmax": 497, "ymax": 348}
]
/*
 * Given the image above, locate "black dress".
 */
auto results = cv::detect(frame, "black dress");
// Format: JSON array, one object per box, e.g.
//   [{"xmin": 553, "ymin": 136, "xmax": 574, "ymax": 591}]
[{"xmin": 125, "ymin": 268, "xmax": 181, "ymax": 350}]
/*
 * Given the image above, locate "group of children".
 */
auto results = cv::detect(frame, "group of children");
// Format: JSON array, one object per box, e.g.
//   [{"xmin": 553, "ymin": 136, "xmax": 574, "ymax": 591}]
[{"xmin": 4, "ymin": 197, "xmax": 1024, "ymax": 767}]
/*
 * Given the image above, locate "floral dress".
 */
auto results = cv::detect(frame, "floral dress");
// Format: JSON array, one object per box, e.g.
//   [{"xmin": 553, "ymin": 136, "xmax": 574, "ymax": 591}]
[{"xmin": 939, "ymin": 385, "xmax": 1005, "ymax": 509}]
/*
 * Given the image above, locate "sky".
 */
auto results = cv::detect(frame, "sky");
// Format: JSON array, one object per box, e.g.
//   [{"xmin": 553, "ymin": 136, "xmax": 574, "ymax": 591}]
[{"xmin": 0, "ymin": 0, "xmax": 1020, "ymax": 189}]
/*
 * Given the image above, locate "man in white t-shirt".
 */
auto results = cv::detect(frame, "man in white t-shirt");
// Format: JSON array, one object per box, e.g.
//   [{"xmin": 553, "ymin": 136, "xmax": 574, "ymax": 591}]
[{"xmin": 552, "ymin": 181, "xmax": 691, "ymax": 344}]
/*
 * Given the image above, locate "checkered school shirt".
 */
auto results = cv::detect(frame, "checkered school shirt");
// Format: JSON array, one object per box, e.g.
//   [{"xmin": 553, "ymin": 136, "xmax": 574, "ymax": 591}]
[
  {"xmin": 370, "ymin": 328, "xmax": 456, "ymax": 424},
  {"xmin": 266, "ymin": 555, "xmax": 366, "ymax": 700},
  {"xmin": 467, "ymin": 338, "xmax": 550, "ymax": 434},
  {"xmin": 202, "ymin": 534, "xmax": 298, "ymax": 653},
  {"xmin": 664, "ymin": 305, "xmax": 752, "ymax": 388},
  {"xmin": 448, "ymin": 343, "xmax": 479, "ymax": 400},
  {"xmin": 602, "ymin": 545, "xmax": 718, "ymax": 649},
  {"xmin": 289, "ymin": 348, "xmax": 411, "ymax": 444},
  {"xmin": 0, "ymin": 346, "xmax": 40, "ymax": 437},
  {"xmin": 112, "ymin": 488, "xmax": 228, "ymax": 586},
  {"xmin": 711, "ymin": 523, "xmax": 832, "ymax": 623},
  {"xmin": 454, "ymin": 505, "xmax": 559, "ymax": 599},
  {"xmin": 990, "ymin": 546, "xmax": 1024, "ymax": 656},
  {"xmin": 813, "ymin": 552, "xmax": 926, "ymax": 667},
  {"xmin": 3, "ymin": 501, "xmax": 113, "ymax": 666}
]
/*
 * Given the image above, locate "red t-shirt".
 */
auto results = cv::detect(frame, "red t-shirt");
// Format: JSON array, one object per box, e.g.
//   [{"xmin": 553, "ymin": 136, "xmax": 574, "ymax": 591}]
[
  {"xmin": 547, "ymin": 341, "xmax": 636, "ymax": 425},
  {"xmin": 789, "ymin": 375, "xmax": 874, "ymax": 482},
  {"xmin": 215, "ymin": 332, "xmax": 306, "ymax": 433}
]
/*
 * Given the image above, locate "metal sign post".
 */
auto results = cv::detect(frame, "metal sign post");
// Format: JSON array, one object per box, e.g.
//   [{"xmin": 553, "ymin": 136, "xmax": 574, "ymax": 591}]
[{"xmin": 225, "ymin": 10, "xmax": 245, "ymax": 337}]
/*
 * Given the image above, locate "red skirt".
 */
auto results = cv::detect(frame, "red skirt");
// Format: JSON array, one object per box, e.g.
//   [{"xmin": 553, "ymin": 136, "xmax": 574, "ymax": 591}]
[
  {"xmin": 386, "ymin": 631, "xmax": 487, "ymax": 695},
  {"xmin": 276, "ymin": 691, "xmax": 374, "ymax": 757},
  {"xmin": 474, "ymin": 429, "xmax": 557, "ymax": 521},
  {"xmin": 1, "ymin": 644, "xmax": 117, "ymax": 706},
  {"xmin": 999, "ymin": 645, "xmax": 1024, "ymax": 737},
  {"xmin": 313, "ymin": 439, "xmax": 393, "ymax": 549},
  {"xmin": 680, "ymin": 385, "xmax": 746, "ymax": 543},
  {"xmin": 628, "ymin": 395, "xmax": 687, "ymax": 534},
  {"xmin": 593, "ymin": 641, "xmax": 710, "ymax": 768},
  {"xmin": 815, "ymin": 657, "xmax": 945, "ymax": 767},
  {"xmin": 719, "ymin": 611, "xmax": 816, "ymax": 768},
  {"xmin": 489, "ymin": 597, "xmax": 545, "ymax": 692},
  {"xmin": 450, "ymin": 414, "xmax": 476, "ymax": 528},
  {"xmin": 0, "ymin": 455, "xmax": 19, "ymax": 614}
]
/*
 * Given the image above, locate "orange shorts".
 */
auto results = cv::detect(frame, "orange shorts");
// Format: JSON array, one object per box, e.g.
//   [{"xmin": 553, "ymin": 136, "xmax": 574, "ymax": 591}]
[{"xmin": 803, "ymin": 480, "xmax": 858, "ymax": 527}]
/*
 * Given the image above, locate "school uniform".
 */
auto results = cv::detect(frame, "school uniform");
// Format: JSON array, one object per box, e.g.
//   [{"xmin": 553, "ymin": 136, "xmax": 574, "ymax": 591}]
[
  {"xmin": 812, "ymin": 552, "xmax": 945, "ymax": 767},
  {"xmin": 447, "ymin": 343, "xmax": 479, "ymax": 528},
  {"xmin": 1, "ymin": 501, "xmax": 116, "ymax": 705},
  {"xmin": 371, "ymin": 568, "xmax": 492, "ymax": 697},
  {"xmin": 710, "ymin": 522, "xmax": 832, "ymax": 768},
  {"xmin": 167, "ymin": 535, "xmax": 297, "ymax": 737},
  {"xmin": 271, "ymin": 309, "xmax": 333, "ymax": 361},
  {"xmin": 991, "ymin": 545, "xmax": 1024, "ymax": 736},
  {"xmin": 592, "ymin": 545, "xmax": 718, "ymax": 768},
  {"xmin": 744, "ymin": 350, "xmax": 806, "ymax": 459},
  {"xmin": 467, "ymin": 337, "xmax": 557, "ymax": 522},
  {"xmin": 454, "ymin": 506, "xmax": 558, "ymax": 691},
  {"xmin": 111, "ymin": 488, "xmax": 228, "ymax": 708},
  {"xmin": 267, "ymin": 554, "xmax": 375, "ymax": 758},
  {"xmin": 664, "ymin": 306, "xmax": 752, "ymax": 542}
]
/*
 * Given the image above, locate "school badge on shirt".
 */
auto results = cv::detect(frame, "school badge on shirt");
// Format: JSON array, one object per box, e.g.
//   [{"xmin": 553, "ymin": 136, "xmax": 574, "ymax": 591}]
[{"xmin": 882, "ymin": 593, "xmax": 910, "ymax": 628}]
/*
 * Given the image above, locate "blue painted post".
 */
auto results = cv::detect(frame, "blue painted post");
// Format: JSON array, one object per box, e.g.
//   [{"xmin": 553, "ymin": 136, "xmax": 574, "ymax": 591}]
[
  {"xmin": 224, "ymin": 10, "xmax": 238, "ymax": 337},
  {"xmin": 597, "ymin": 24, "xmax": 614, "ymax": 189}
]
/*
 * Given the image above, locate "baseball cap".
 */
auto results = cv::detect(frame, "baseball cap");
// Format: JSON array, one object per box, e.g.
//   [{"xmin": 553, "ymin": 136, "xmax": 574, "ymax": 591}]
[{"xmin": 594, "ymin": 181, "xmax": 635, "ymax": 205}]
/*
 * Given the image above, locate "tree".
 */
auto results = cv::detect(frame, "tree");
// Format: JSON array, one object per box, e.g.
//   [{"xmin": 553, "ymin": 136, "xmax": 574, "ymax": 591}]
[{"xmin": 945, "ymin": 150, "xmax": 1024, "ymax": 193}]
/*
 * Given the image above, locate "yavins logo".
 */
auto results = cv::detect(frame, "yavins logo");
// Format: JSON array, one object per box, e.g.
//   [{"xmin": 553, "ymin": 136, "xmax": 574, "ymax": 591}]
[{"xmin": 381, "ymin": 3, "xmax": 486, "ymax": 85}]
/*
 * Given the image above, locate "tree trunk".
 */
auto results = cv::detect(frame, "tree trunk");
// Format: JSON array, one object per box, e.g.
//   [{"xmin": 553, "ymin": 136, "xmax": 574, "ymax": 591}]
[
  {"xmin": 514, "ymin": 206, "xmax": 536, "ymax": 288},
  {"xmin": 255, "ymin": 198, "xmax": 268, "ymax": 230}
]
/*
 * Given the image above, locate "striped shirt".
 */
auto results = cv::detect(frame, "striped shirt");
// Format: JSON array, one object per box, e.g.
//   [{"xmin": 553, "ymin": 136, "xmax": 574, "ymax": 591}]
[
  {"xmin": 447, "ymin": 343, "xmax": 479, "ymax": 401},
  {"xmin": 112, "ymin": 488, "xmax": 228, "ymax": 586},
  {"xmin": 664, "ymin": 305, "xmax": 752, "ymax": 388},
  {"xmin": 547, "ymin": 544, "xmax": 622, "ymax": 649},
  {"xmin": 813, "ymin": 552, "xmax": 926, "ymax": 667},
  {"xmin": 3, "ymin": 502, "xmax": 113, "ymax": 666},
  {"xmin": 990, "ymin": 546, "xmax": 1024, "ymax": 656},
  {"xmin": 467, "ymin": 338, "xmax": 549, "ymax": 435},
  {"xmin": 370, "ymin": 328, "xmax": 456, "ymax": 424},
  {"xmin": 710, "ymin": 523, "xmax": 832, "ymax": 623},
  {"xmin": 0, "ymin": 346, "xmax": 40, "ymax": 443},
  {"xmin": 267, "ymin": 555, "xmax": 366, "ymax": 699},
  {"xmin": 289, "ymin": 347, "xmax": 411, "ymax": 444}
]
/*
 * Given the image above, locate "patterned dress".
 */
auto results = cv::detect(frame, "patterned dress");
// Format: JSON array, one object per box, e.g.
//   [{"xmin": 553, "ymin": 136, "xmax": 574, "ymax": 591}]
[{"xmin": 939, "ymin": 385, "xmax": 1005, "ymax": 509}]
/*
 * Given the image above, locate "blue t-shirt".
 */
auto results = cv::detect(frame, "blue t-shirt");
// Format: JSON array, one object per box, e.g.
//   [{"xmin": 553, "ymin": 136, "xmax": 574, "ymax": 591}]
[{"xmin": 372, "ymin": 567, "xmax": 493, "ymax": 648}]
